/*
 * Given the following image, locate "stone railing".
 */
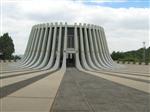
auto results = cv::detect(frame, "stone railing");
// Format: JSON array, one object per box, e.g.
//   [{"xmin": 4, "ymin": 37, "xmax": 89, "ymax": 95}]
[
  {"xmin": 0, "ymin": 59, "xmax": 19, "ymax": 63},
  {"xmin": 115, "ymin": 61, "xmax": 149, "ymax": 65}
]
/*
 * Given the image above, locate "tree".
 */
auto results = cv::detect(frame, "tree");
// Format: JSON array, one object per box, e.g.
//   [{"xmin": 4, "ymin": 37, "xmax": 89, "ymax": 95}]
[
  {"xmin": 111, "ymin": 51, "xmax": 124, "ymax": 60},
  {"xmin": 0, "ymin": 33, "xmax": 15, "ymax": 59},
  {"xmin": 111, "ymin": 47, "xmax": 150, "ymax": 63}
]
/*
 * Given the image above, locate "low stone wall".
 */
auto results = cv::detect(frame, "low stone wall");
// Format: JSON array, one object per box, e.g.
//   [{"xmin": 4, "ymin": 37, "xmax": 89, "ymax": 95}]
[
  {"xmin": 0, "ymin": 59, "xmax": 18, "ymax": 63},
  {"xmin": 115, "ymin": 61, "xmax": 149, "ymax": 65}
]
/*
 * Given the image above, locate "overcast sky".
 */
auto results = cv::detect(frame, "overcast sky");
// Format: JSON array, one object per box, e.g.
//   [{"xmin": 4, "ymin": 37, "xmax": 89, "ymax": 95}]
[{"xmin": 1, "ymin": 0, "xmax": 149, "ymax": 55}]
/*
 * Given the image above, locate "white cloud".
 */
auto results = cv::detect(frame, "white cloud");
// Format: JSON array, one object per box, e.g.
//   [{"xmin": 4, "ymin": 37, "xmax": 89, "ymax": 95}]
[{"xmin": 1, "ymin": 0, "xmax": 149, "ymax": 54}]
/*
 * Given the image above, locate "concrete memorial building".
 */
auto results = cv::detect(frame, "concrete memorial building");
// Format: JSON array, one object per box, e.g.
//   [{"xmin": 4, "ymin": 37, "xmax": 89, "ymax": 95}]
[{"xmin": 20, "ymin": 22, "xmax": 118, "ymax": 70}]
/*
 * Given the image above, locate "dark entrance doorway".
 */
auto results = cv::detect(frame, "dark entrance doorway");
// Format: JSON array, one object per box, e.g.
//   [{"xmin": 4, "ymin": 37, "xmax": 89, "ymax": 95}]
[{"xmin": 66, "ymin": 53, "xmax": 75, "ymax": 67}]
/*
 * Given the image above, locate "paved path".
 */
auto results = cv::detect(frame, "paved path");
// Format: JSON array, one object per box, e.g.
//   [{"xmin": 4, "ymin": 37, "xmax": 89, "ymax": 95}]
[
  {"xmin": 114, "ymin": 64, "xmax": 150, "ymax": 74},
  {"xmin": 51, "ymin": 68, "xmax": 150, "ymax": 112},
  {"xmin": 0, "ymin": 69, "xmax": 65, "ymax": 112},
  {"xmin": 85, "ymin": 70, "xmax": 150, "ymax": 93}
]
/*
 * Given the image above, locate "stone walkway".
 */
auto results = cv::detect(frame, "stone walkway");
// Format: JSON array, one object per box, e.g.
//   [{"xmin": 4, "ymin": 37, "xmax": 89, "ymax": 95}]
[
  {"xmin": 51, "ymin": 68, "xmax": 150, "ymax": 112},
  {"xmin": 0, "ymin": 69, "xmax": 65, "ymax": 112}
]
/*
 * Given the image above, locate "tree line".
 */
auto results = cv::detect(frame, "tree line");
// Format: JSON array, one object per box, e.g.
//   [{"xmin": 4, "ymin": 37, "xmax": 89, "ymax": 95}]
[{"xmin": 111, "ymin": 47, "xmax": 150, "ymax": 63}]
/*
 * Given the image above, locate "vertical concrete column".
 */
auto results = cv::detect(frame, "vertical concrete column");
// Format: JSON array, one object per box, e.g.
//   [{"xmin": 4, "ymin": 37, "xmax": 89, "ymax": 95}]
[
  {"xmin": 21, "ymin": 26, "xmax": 34, "ymax": 62},
  {"xmin": 22, "ymin": 26, "xmax": 38, "ymax": 65},
  {"xmin": 83, "ymin": 24, "xmax": 98, "ymax": 70},
  {"xmin": 51, "ymin": 22, "xmax": 63, "ymax": 70},
  {"xmin": 79, "ymin": 23, "xmax": 91, "ymax": 70},
  {"xmin": 98, "ymin": 27, "xmax": 112, "ymax": 67},
  {"xmin": 61, "ymin": 22, "xmax": 67, "ymax": 70},
  {"xmin": 96, "ymin": 27, "xmax": 110, "ymax": 68},
  {"xmin": 32, "ymin": 23, "xmax": 49, "ymax": 68},
  {"xmin": 101, "ymin": 28, "xmax": 113, "ymax": 66},
  {"xmin": 20, "ymin": 27, "xmax": 35, "ymax": 64},
  {"xmin": 27, "ymin": 24, "xmax": 45, "ymax": 67},
  {"xmin": 100, "ymin": 27, "xmax": 113, "ymax": 66},
  {"xmin": 100, "ymin": 27, "xmax": 115, "ymax": 65},
  {"xmin": 23, "ymin": 24, "xmax": 41, "ymax": 67},
  {"xmin": 74, "ymin": 23, "xmax": 83, "ymax": 70},
  {"xmin": 92, "ymin": 25, "xmax": 106, "ymax": 69},
  {"xmin": 43, "ymin": 22, "xmax": 58, "ymax": 70},
  {"xmin": 95, "ymin": 26, "xmax": 110, "ymax": 68},
  {"xmin": 37, "ymin": 23, "xmax": 53, "ymax": 69},
  {"xmin": 87, "ymin": 24, "xmax": 101, "ymax": 69}
]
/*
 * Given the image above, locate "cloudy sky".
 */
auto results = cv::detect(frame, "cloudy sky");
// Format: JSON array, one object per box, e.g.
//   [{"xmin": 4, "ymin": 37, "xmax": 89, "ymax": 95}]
[{"xmin": 1, "ymin": 0, "xmax": 149, "ymax": 55}]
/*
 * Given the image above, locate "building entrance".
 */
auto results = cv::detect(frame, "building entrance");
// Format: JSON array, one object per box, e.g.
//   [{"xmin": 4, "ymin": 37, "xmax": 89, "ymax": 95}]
[{"xmin": 66, "ymin": 53, "xmax": 75, "ymax": 67}]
